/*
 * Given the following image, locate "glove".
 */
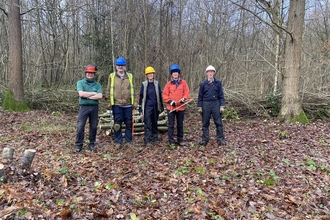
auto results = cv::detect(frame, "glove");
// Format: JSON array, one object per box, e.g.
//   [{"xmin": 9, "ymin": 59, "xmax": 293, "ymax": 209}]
[
  {"xmin": 198, "ymin": 107, "xmax": 202, "ymax": 115},
  {"xmin": 180, "ymin": 98, "xmax": 186, "ymax": 103},
  {"xmin": 168, "ymin": 100, "xmax": 176, "ymax": 106},
  {"xmin": 220, "ymin": 106, "xmax": 225, "ymax": 113}
]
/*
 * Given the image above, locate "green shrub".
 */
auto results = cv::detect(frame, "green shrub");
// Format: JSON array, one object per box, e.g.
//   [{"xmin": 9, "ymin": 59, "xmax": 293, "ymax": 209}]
[{"xmin": 266, "ymin": 89, "xmax": 282, "ymax": 117}]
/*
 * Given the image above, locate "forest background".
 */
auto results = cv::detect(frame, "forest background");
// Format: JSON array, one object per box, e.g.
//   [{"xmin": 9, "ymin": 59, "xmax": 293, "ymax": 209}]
[
  {"xmin": 0, "ymin": 0, "xmax": 329, "ymax": 118},
  {"xmin": 1, "ymin": 1, "xmax": 330, "ymax": 219}
]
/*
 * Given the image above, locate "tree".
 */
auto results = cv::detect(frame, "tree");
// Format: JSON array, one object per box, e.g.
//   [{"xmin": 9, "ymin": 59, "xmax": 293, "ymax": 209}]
[
  {"xmin": 2, "ymin": 0, "xmax": 29, "ymax": 111},
  {"xmin": 277, "ymin": 0, "xmax": 307, "ymax": 123}
]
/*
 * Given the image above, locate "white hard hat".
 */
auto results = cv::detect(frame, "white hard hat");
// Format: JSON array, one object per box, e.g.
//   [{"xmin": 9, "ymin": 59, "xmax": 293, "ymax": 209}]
[{"xmin": 205, "ymin": 65, "xmax": 216, "ymax": 73}]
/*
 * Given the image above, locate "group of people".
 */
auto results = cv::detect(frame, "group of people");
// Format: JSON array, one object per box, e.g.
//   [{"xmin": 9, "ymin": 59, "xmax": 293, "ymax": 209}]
[{"xmin": 74, "ymin": 58, "xmax": 226, "ymax": 152}]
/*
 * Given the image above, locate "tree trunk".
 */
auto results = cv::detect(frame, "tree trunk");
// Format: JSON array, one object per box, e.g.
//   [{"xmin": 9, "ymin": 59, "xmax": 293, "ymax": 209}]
[
  {"xmin": 278, "ymin": 0, "xmax": 306, "ymax": 123},
  {"xmin": 8, "ymin": 0, "xmax": 24, "ymax": 102}
]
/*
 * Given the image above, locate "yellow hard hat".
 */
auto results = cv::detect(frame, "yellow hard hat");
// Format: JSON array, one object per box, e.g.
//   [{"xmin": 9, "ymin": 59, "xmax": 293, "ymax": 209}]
[{"xmin": 145, "ymin": 66, "xmax": 156, "ymax": 75}]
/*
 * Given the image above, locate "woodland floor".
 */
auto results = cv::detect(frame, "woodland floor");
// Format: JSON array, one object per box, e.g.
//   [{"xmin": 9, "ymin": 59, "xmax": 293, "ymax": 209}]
[{"xmin": 0, "ymin": 107, "xmax": 330, "ymax": 220}]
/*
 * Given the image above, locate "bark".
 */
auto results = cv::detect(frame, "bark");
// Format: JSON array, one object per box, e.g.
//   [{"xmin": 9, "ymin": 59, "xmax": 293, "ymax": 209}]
[
  {"xmin": 278, "ymin": 0, "xmax": 306, "ymax": 122},
  {"xmin": 8, "ymin": 0, "xmax": 24, "ymax": 102}
]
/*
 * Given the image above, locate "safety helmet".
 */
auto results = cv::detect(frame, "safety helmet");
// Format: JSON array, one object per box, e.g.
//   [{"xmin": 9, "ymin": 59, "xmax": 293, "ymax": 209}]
[
  {"xmin": 145, "ymin": 66, "xmax": 156, "ymax": 75},
  {"xmin": 84, "ymin": 64, "xmax": 97, "ymax": 73},
  {"xmin": 205, "ymin": 65, "xmax": 216, "ymax": 73},
  {"xmin": 169, "ymin": 64, "xmax": 181, "ymax": 74},
  {"xmin": 115, "ymin": 57, "xmax": 127, "ymax": 66}
]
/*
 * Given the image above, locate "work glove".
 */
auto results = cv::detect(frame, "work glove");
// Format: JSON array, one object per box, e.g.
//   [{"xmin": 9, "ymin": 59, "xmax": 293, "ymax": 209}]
[
  {"xmin": 198, "ymin": 107, "xmax": 202, "ymax": 115},
  {"xmin": 168, "ymin": 100, "xmax": 176, "ymax": 106},
  {"xmin": 220, "ymin": 106, "xmax": 225, "ymax": 113},
  {"xmin": 180, "ymin": 98, "xmax": 186, "ymax": 103}
]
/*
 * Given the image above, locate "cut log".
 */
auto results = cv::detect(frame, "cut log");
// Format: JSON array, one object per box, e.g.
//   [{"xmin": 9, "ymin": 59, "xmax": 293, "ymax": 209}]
[
  {"xmin": 0, "ymin": 163, "xmax": 5, "ymax": 180},
  {"xmin": 2, "ymin": 147, "xmax": 15, "ymax": 159},
  {"xmin": 20, "ymin": 149, "xmax": 36, "ymax": 169}
]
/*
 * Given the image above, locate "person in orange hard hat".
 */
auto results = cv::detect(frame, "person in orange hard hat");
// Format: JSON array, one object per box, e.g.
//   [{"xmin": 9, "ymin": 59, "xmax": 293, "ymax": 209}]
[
  {"xmin": 138, "ymin": 66, "xmax": 164, "ymax": 147},
  {"xmin": 75, "ymin": 64, "xmax": 102, "ymax": 152}
]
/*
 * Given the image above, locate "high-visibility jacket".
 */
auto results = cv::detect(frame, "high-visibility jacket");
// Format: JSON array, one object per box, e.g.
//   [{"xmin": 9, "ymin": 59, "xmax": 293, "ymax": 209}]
[{"xmin": 109, "ymin": 72, "xmax": 134, "ymax": 105}]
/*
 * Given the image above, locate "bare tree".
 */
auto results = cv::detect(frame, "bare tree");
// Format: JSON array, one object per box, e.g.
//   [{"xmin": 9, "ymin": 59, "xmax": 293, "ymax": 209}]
[
  {"xmin": 8, "ymin": 0, "xmax": 24, "ymax": 102},
  {"xmin": 278, "ymin": 0, "xmax": 306, "ymax": 122}
]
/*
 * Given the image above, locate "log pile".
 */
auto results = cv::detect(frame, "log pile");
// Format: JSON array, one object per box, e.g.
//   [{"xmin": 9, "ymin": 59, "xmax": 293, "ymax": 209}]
[{"xmin": 98, "ymin": 110, "xmax": 168, "ymax": 136}]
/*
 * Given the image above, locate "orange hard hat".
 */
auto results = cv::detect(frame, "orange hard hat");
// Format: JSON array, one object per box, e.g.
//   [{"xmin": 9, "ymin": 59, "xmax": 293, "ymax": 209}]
[{"xmin": 84, "ymin": 64, "xmax": 97, "ymax": 73}]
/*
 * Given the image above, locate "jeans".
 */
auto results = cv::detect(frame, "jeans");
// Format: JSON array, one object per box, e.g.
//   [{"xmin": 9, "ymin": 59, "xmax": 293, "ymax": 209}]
[{"xmin": 112, "ymin": 105, "xmax": 133, "ymax": 144}]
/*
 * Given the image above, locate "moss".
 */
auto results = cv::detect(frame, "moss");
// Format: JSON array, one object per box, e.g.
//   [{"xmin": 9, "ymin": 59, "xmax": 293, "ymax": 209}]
[
  {"xmin": 2, "ymin": 91, "xmax": 30, "ymax": 112},
  {"xmin": 290, "ymin": 110, "xmax": 309, "ymax": 125}
]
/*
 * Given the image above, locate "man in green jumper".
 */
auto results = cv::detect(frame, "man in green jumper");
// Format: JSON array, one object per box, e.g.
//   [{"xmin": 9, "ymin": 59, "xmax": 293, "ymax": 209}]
[{"xmin": 75, "ymin": 64, "xmax": 103, "ymax": 152}]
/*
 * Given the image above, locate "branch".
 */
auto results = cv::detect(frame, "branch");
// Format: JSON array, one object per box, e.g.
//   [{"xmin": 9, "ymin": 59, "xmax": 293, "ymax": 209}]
[
  {"xmin": 0, "ymin": 6, "xmax": 8, "ymax": 16},
  {"xmin": 229, "ymin": 0, "xmax": 293, "ymax": 40}
]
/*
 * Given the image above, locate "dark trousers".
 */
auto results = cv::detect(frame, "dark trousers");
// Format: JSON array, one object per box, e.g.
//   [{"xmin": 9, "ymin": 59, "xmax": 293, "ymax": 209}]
[
  {"xmin": 144, "ymin": 105, "xmax": 159, "ymax": 144},
  {"xmin": 167, "ymin": 110, "xmax": 185, "ymax": 144},
  {"xmin": 75, "ymin": 105, "xmax": 99, "ymax": 147},
  {"xmin": 202, "ymin": 100, "xmax": 225, "ymax": 142},
  {"xmin": 112, "ymin": 105, "xmax": 133, "ymax": 144}
]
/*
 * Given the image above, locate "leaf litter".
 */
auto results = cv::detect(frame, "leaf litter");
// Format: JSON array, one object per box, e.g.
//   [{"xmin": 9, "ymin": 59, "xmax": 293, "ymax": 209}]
[{"xmin": 0, "ymin": 109, "xmax": 330, "ymax": 219}]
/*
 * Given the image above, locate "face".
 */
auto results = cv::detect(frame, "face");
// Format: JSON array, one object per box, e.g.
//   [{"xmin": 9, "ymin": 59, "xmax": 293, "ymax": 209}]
[
  {"xmin": 85, "ymin": 72, "xmax": 95, "ymax": 80},
  {"xmin": 116, "ymin": 65, "xmax": 126, "ymax": 73},
  {"xmin": 206, "ymin": 70, "xmax": 215, "ymax": 79},
  {"xmin": 146, "ymin": 73, "xmax": 154, "ymax": 81},
  {"xmin": 171, "ymin": 71, "xmax": 179, "ymax": 79}
]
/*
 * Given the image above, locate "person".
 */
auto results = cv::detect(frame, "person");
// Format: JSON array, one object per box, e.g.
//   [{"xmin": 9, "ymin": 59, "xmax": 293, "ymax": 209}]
[
  {"xmin": 163, "ymin": 64, "xmax": 190, "ymax": 147},
  {"xmin": 75, "ymin": 64, "xmax": 103, "ymax": 152},
  {"xmin": 197, "ymin": 65, "xmax": 226, "ymax": 146},
  {"xmin": 106, "ymin": 57, "xmax": 134, "ymax": 145},
  {"xmin": 138, "ymin": 66, "xmax": 164, "ymax": 147}
]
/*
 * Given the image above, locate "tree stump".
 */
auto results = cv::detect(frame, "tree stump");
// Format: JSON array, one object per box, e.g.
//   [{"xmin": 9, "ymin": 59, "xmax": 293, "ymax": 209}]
[
  {"xmin": 0, "ymin": 163, "xmax": 5, "ymax": 180},
  {"xmin": 2, "ymin": 147, "xmax": 15, "ymax": 159},
  {"xmin": 20, "ymin": 149, "xmax": 36, "ymax": 169}
]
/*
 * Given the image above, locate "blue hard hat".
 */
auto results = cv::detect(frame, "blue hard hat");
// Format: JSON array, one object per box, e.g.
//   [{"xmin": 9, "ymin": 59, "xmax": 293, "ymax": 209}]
[
  {"xmin": 115, "ymin": 57, "xmax": 127, "ymax": 66},
  {"xmin": 169, "ymin": 64, "xmax": 181, "ymax": 74}
]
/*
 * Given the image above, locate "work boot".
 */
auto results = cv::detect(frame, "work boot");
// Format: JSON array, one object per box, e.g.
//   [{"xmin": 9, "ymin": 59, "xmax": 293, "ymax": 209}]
[
  {"xmin": 199, "ymin": 140, "xmax": 208, "ymax": 146},
  {"xmin": 218, "ymin": 139, "xmax": 226, "ymax": 146},
  {"xmin": 145, "ymin": 142, "xmax": 152, "ymax": 147},
  {"xmin": 89, "ymin": 144, "xmax": 96, "ymax": 151},
  {"xmin": 75, "ymin": 145, "xmax": 82, "ymax": 152}
]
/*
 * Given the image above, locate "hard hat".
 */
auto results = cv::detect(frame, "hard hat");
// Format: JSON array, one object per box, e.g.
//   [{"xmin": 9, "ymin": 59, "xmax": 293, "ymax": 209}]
[
  {"xmin": 205, "ymin": 65, "xmax": 216, "ymax": 73},
  {"xmin": 84, "ymin": 64, "xmax": 97, "ymax": 73},
  {"xmin": 145, "ymin": 66, "xmax": 156, "ymax": 75},
  {"xmin": 115, "ymin": 57, "xmax": 127, "ymax": 66},
  {"xmin": 169, "ymin": 64, "xmax": 181, "ymax": 74}
]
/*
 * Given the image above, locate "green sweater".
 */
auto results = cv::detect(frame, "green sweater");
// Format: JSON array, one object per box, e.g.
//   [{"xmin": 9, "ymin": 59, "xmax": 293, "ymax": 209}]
[{"xmin": 76, "ymin": 78, "xmax": 102, "ymax": 105}]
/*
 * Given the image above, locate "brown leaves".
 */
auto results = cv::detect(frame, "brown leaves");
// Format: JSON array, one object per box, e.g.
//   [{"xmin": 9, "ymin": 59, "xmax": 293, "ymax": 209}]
[{"xmin": 1, "ymin": 110, "xmax": 330, "ymax": 219}]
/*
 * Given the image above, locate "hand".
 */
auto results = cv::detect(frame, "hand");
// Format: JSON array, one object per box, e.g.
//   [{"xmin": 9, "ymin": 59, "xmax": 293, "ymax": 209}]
[
  {"xmin": 180, "ymin": 98, "xmax": 186, "ymax": 103},
  {"xmin": 168, "ymin": 100, "xmax": 176, "ymax": 106},
  {"xmin": 198, "ymin": 107, "xmax": 202, "ymax": 115},
  {"xmin": 220, "ymin": 106, "xmax": 225, "ymax": 113}
]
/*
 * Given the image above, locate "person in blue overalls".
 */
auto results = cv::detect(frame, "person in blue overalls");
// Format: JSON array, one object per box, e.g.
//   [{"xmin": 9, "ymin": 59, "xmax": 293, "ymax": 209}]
[{"xmin": 197, "ymin": 65, "xmax": 226, "ymax": 146}]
